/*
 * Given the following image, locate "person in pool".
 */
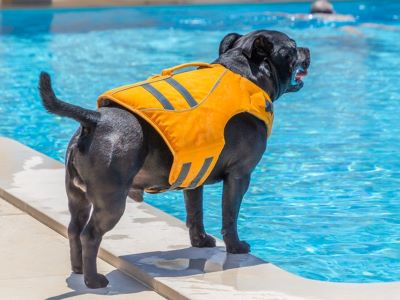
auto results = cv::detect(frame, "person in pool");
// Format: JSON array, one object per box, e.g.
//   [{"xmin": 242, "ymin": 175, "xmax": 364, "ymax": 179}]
[
  {"xmin": 265, "ymin": 0, "xmax": 354, "ymax": 23},
  {"xmin": 309, "ymin": 0, "xmax": 398, "ymax": 34},
  {"xmin": 310, "ymin": 0, "xmax": 335, "ymax": 14},
  {"xmin": 309, "ymin": 0, "xmax": 355, "ymax": 22}
]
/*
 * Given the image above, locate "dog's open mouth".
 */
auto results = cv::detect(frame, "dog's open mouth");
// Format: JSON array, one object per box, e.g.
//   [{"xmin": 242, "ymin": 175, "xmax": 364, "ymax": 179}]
[
  {"xmin": 295, "ymin": 68, "xmax": 308, "ymax": 82},
  {"xmin": 291, "ymin": 66, "xmax": 308, "ymax": 86},
  {"xmin": 287, "ymin": 65, "xmax": 308, "ymax": 92}
]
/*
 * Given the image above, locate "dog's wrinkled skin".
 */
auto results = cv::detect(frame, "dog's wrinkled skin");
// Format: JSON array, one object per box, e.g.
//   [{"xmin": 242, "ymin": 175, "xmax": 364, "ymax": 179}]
[{"xmin": 39, "ymin": 30, "xmax": 310, "ymax": 289}]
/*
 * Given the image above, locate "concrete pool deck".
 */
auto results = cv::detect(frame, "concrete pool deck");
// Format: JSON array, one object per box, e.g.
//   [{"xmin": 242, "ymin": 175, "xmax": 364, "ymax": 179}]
[
  {"xmin": 0, "ymin": 136, "xmax": 399, "ymax": 300},
  {"xmin": 0, "ymin": 198, "xmax": 165, "ymax": 299}
]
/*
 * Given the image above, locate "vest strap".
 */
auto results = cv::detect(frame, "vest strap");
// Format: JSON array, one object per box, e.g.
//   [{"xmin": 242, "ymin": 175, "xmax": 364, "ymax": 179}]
[{"xmin": 161, "ymin": 62, "xmax": 214, "ymax": 76}]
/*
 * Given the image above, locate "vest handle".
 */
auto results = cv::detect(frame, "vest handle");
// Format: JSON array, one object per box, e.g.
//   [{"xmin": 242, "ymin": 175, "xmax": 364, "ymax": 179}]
[{"xmin": 161, "ymin": 62, "xmax": 214, "ymax": 76}]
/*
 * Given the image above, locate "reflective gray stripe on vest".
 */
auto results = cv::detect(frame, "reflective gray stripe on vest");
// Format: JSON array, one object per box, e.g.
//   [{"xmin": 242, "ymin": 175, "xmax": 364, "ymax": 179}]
[
  {"xmin": 142, "ymin": 83, "xmax": 174, "ymax": 110},
  {"xmin": 188, "ymin": 157, "xmax": 213, "ymax": 189},
  {"xmin": 170, "ymin": 162, "xmax": 191, "ymax": 190},
  {"xmin": 165, "ymin": 77, "xmax": 197, "ymax": 107}
]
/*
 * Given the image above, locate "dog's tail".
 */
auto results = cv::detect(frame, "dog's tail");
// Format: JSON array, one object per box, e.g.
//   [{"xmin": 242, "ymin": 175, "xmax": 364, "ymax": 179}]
[{"xmin": 39, "ymin": 72, "xmax": 100, "ymax": 128}]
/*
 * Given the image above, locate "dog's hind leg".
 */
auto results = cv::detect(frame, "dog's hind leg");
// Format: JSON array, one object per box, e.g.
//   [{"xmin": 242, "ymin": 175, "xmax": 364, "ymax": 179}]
[
  {"xmin": 80, "ymin": 183, "xmax": 128, "ymax": 289},
  {"xmin": 79, "ymin": 150, "xmax": 142, "ymax": 288},
  {"xmin": 64, "ymin": 107, "xmax": 144, "ymax": 289},
  {"xmin": 184, "ymin": 186, "xmax": 216, "ymax": 248},
  {"xmin": 66, "ymin": 147, "xmax": 91, "ymax": 274},
  {"xmin": 66, "ymin": 173, "xmax": 91, "ymax": 274}
]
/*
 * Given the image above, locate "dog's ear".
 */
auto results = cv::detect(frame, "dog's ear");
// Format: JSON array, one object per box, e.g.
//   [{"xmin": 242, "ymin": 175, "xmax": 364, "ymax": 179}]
[
  {"xmin": 219, "ymin": 33, "xmax": 242, "ymax": 55},
  {"xmin": 242, "ymin": 35, "xmax": 273, "ymax": 59}
]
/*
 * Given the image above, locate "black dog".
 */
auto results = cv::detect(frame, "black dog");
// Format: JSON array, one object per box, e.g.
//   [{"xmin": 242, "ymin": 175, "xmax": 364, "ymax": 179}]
[{"xmin": 39, "ymin": 30, "xmax": 310, "ymax": 289}]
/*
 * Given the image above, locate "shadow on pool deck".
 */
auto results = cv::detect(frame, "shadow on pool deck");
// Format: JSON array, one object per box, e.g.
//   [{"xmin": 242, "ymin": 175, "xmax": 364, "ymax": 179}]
[
  {"xmin": 46, "ymin": 270, "xmax": 151, "ymax": 300},
  {"xmin": 47, "ymin": 248, "xmax": 266, "ymax": 299},
  {"xmin": 121, "ymin": 246, "xmax": 267, "ymax": 278}
]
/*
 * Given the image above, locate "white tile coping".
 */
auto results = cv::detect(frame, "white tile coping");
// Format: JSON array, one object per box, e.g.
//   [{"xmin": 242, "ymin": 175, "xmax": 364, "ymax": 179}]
[{"xmin": 0, "ymin": 136, "xmax": 399, "ymax": 300}]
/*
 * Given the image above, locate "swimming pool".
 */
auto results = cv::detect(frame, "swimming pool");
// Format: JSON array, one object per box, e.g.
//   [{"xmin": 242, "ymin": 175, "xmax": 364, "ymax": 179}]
[{"xmin": 1, "ymin": 1, "xmax": 399, "ymax": 283}]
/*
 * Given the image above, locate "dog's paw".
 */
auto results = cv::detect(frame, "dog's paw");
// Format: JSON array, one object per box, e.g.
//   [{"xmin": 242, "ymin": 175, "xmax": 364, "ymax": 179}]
[
  {"xmin": 191, "ymin": 233, "xmax": 216, "ymax": 248},
  {"xmin": 226, "ymin": 240, "xmax": 251, "ymax": 254},
  {"xmin": 84, "ymin": 273, "xmax": 109, "ymax": 289}
]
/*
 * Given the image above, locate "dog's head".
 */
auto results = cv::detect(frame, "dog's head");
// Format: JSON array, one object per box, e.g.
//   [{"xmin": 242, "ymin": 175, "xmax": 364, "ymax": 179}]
[{"xmin": 215, "ymin": 30, "xmax": 310, "ymax": 101}]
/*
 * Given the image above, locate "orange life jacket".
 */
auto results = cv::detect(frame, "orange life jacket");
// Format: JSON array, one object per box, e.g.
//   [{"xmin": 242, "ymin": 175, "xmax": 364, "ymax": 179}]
[{"xmin": 98, "ymin": 62, "xmax": 274, "ymax": 190}]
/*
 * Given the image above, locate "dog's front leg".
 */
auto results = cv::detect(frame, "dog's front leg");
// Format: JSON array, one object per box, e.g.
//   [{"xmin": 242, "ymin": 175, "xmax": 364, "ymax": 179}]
[
  {"xmin": 221, "ymin": 174, "xmax": 251, "ymax": 254},
  {"xmin": 184, "ymin": 186, "xmax": 216, "ymax": 248}
]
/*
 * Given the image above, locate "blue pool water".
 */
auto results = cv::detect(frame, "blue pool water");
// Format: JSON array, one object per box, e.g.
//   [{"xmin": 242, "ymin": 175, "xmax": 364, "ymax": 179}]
[{"xmin": 1, "ymin": 1, "xmax": 399, "ymax": 283}]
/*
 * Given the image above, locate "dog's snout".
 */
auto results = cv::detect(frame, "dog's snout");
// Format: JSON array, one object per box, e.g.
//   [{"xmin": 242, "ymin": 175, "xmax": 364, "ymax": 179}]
[
  {"xmin": 298, "ymin": 47, "xmax": 310, "ymax": 69},
  {"xmin": 302, "ymin": 56, "xmax": 310, "ymax": 70}
]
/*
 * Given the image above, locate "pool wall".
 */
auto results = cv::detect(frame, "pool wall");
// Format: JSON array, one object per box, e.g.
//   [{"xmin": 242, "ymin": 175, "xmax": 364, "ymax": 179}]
[
  {"xmin": 1, "ymin": 136, "xmax": 399, "ymax": 300},
  {"xmin": 1, "ymin": 0, "xmax": 316, "ymax": 9}
]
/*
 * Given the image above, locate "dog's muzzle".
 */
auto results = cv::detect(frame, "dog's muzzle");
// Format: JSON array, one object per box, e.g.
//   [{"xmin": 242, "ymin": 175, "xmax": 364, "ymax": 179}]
[{"xmin": 289, "ymin": 47, "xmax": 310, "ymax": 91}]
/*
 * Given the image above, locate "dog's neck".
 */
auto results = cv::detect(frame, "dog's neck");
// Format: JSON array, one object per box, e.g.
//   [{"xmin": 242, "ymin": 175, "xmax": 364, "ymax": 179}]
[{"xmin": 213, "ymin": 53, "xmax": 280, "ymax": 101}]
